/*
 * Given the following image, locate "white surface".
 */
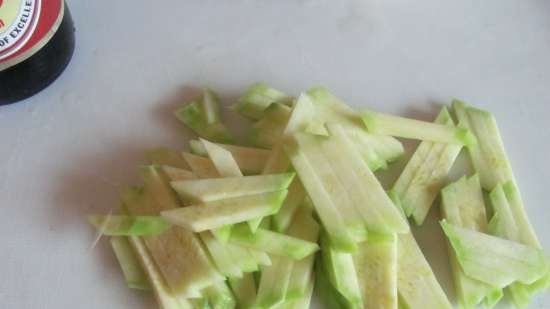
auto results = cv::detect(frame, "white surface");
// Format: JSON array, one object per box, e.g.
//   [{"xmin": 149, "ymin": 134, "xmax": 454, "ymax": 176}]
[{"xmin": 1, "ymin": 0, "xmax": 549, "ymax": 308}]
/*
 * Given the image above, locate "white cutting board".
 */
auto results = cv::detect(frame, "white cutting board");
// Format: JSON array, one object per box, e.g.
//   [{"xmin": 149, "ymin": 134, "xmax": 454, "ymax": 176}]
[{"xmin": 1, "ymin": 0, "xmax": 549, "ymax": 308}]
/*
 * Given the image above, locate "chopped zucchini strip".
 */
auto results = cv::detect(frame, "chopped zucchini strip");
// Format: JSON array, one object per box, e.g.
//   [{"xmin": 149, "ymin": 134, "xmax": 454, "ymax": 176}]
[
  {"xmin": 181, "ymin": 152, "xmax": 220, "ymax": 178},
  {"xmin": 272, "ymin": 278, "xmax": 314, "ymax": 309},
  {"xmin": 229, "ymin": 274, "xmax": 257, "ymax": 309},
  {"xmin": 392, "ymin": 107, "xmax": 462, "ymax": 225},
  {"xmin": 89, "ymin": 215, "xmax": 170, "ymax": 236},
  {"xmin": 454, "ymin": 100, "xmax": 550, "ymax": 303},
  {"xmin": 189, "ymin": 139, "xmax": 271, "ymax": 174},
  {"xmin": 255, "ymin": 256, "xmax": 294, "ymax": 308},
  {"xmin": 441, "ymin": 175, "xmax": 503, "ymax": 308},
  {"xmin": 175, "ymin": 88, "xmax": 234, "ymax": 143},
  {"xmin": 285, "ymin": 205, "xmax": 320, "ymax": 299},
  {"xmin": 199, "ymin": 232, "xmax": 243, "ymax": 278},
  {"xmin": 233, "ymin": 83, "xmax": 292, "ymax": 120},
  {"xmin": 315, "ymin": 254, "xmax": 352, "ymax": 309},
  {"xmin": 161, "ymin": 190, "xmax": 288, "ymax": 232},
  {"xmin": 396, "ymin": 231, "xmax": 453, "ymax": 309},
  {"xmin": 441, "ymin": 220, "xmax": 549, "ymax": 287},
  {"xmin": 124, "ymin": 167, "xmax": 224, "ymax": 297},
  {"xmin": 110, "ymin": 236, "xmax": 150, "ymax": 290},
  {"xmin": 320, "ymin": 233, "xmax": 363, "ymax": 308},
  {"xmin": 161, "ymin": 166, "xmax": 195, "ymax": 181},
  {"xmin": 127, "ymin": 236, "xmax": 193, "ymax": 309},
  {"xmin": 390, "ymin": 190, "xmax": 453, "ymax": 309},
  {"xmin": 229, "ymin": 224, "xmax": 319, "ymax": 260},
  {"xmin": 353, "ymin": 234, "xmax": 398, "ymax": 309},
  {"xmin": 272, "ymin": 177, "xmax": 306, "ymax": 233},
  {"xmin": 284, "ymin": 135, "xmax": 356, "ymax": 252},
  {"xmin": 147, "ymin": 147, "xmax": 190, "ymax": 169},
  {"xmin": 248, "ymin": 102, "xmax": 292, "ymax": 149},
  {"xmin": 324, "ymin": 124, "xmax": 409, "ymax": 234},
  {"xmin": 304, "ymin": 87, "xmax": 404, "ymax": 168},
  {"xmin": 202, "ymin": 281, "xmax": 236, "ymax": 309},
  {"xmin": 361, "ymin": 108, "xmax": 476, "ymax": 146},
  {"xmin": 170, "ymin": 173, "xmax": 294, "ymax": 203}
]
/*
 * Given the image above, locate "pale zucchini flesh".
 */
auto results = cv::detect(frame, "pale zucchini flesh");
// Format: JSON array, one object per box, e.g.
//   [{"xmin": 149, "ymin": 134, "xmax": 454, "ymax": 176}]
[
  {"xmin": 392, "ymin": 107, "xmax": 462, "ymax": 225},
  {"xmin": 189, "ymin": 139, "xmax": 271, "ymax": 174},
  {"xmin": 202, "ymin": 281, "xmax": 236, "ymax": 309},
  {"xmin": 229, "ymin": 224, "xmax": 319, "ymax": 260},
  {"xmin": 170, "ymin": 173, "xmax": 294, "ymax": 203},
  {"xmin": 361, "ymin": 108, "xmax": 477, "ymax": 146},
  {"xmin": 147, "ymin": 147, "xmax": 190, "ymax": 170},
  {"xmin": 89, "ymin": 215, "xmax": 170, "ymax": 236},
  {"xmin": 161, "ymin": 190, "xmax": 288, "ymax": 232},
  {"xmin": 175, "ymin": 89, "xmax": 234, "ymax": 143},
  {"xmin": 124, "ymin": 168, "xmax": 224, "ymax": 297},
  {"xmin": 321, "ymin": 233, "xmax": 363, "ymax": 308},
  {"xmin": 127, "ymin": 236, "xmax": 193, "ymax": 309},
  {"xmin": 285, "ymin": 205, "xmax": 320, "ymax": 299},
  {"xmin": 326, "ymin": 124, "xmax": 410, "ymax": 234},
  {"xmin": 441, "ymin": 175, "xmax": 503, "ymax": 308},
  {"xmin": 255, "ymin": 256, "xmax": 294, "ymax": 308},
  {"xmin": 110, "ymin": 236, "xmax": 151, "ymax": 290},
  {"xmin": 353, "ymin": 234, "xmax": 398, "ymax": 309},
  {"xmin": 233, "ymin": 83, "xmax": 292, "ymax": 120},
  {"xmin": 441, "ymin": 220, "xmax": 549, "ymax": 287},
  {"xmin": 229, "ymin": 274, "xmax": 257, "ymax": 309},
  {"xmin": 284, "ymin": 135, "xmax": 356, "ymax": 252}
]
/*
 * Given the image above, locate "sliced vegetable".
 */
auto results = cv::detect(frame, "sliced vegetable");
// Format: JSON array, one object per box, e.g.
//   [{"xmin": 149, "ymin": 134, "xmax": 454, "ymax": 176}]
[
  {"xmin": 361, "ymin": 108, "xmax": 476, "ymax": 146},
  {"xmin": 161, "ymin": 190, "xmax": 288, "ymax": 232},
  {"xmin": 110, "ymin": 236, "xmax": 150, "ymax": 290},
  {"xmin": 175, "ymin": 88, "xmax": 234, "ymax": 143},
  {"xmin": 181, "ymin": 152, "xmax": 220, "ymax": 178},
  {"xmin": 315, "ymin": 254, "xmax": 352, "ymax": 309},
  {"xmin": 229, "ymin": 274, "xmax": 257, "ymax": 309},
  {"xmin": 353, "ymin": 233, "xmax": 398, "ymax": 309},
  {"xmin": 392, "ymin": 107, "xmax": 462, "ymax": 225},
  {"xmin": 454, "ymin": 100, "xmax": 550, "ymax": 304},
  {"xmin": 229, "ymin": 224, "xmax": 319, "ymax": 260},
  {"xmin": 199, "ymin": 232, "xmax": 244, "ymax": 278},
  {"xmin": 170, "ymin": 173, "xmax": 294, "ymax": 203},
  {"xmin": 127, "ymin": 236, "xmax": 193, "ymax": 309},
  {"xmin": 189, "ymin": 139, "xmax": 271, "ymax": 174},
  {"xmin": 284, "ymin": 135, "xmax": 356, "ymax": 252},
  {"xmin": 124, "ymin": 168, "xmax": 224, "ymax": 297},
  {"xmin": 200, "ymin": 138, "xmax": 243, "ymax": 240},
  {"xmin": 389, "ymin": 191, "xmax": 453, "ymax": 309},
  {"xmin": 233, "ymin": 83, "xmax": 292, "ymax": 120},
  {"xmin": 248, "ymin": 102, "xmax": 292, "ymax": 149},
  {"xmin": 88, "ymin": 215, "xmax": 170, "ymax": 236},
  {"xmin": 161, "ymin": 166, "xmax": 195, "ymax": 181},
  {"xmin": 272, "ymin": 177, "xmax": 306, "ymax": 233},
  {"xmin": 321, "ymin": 233, "xmax": 363, "ymax": 308},
  {"xmin": 324, "ymin": 124, "xmax": 409, "ymax": 234},
  {"xmin": 262, "ymin": 92, "xmax": 315, "ymax": 174},
  {"xmin": 285, "ymin": 205, "xmax": 320, "ymax": 299},
  {"xmin": 273, "ymin": 278, "xmax": 314, "ymax": 309},
  {"xmin": 396, "ymin": 231, "xmax": 453, "ymax": 309},
  {"xmin": 441, "ymin": 175, "xmax": 503, "ymax": 308},
  {"xmin": 441, "ymin": 220, "xmax": 549, "ymax": 287},
  {"xmin": 147, "ymin": 147, "xmax": 189, "ymax": 169},
  {"xmin": 303, "ymin": 87, "xmax": 404, "ymax": 168},
  {"xmin": 255, "ymin": 256, "xmax": 294, "ymax": 308},
  {"xmin": 202, "ymin": 281, "xmax": 236, "ymax": 309}
]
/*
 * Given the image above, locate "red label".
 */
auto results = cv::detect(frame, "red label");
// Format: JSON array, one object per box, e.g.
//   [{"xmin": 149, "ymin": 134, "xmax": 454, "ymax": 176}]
[{"xmin": 0, "ymin": 0, "xmax": 63, "ymax": 69}]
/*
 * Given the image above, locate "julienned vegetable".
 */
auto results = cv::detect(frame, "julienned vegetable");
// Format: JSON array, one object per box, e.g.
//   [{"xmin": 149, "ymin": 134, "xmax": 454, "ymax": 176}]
[{"xmin": 88, "ymin": 84, "xmax": 548, "ymax": 309}]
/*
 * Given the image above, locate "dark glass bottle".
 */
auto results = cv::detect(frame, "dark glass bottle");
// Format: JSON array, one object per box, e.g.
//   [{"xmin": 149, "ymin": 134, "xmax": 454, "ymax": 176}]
[{"xmin": 0, "ymin": 1, "xmax": 75, "ymax": 105}]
